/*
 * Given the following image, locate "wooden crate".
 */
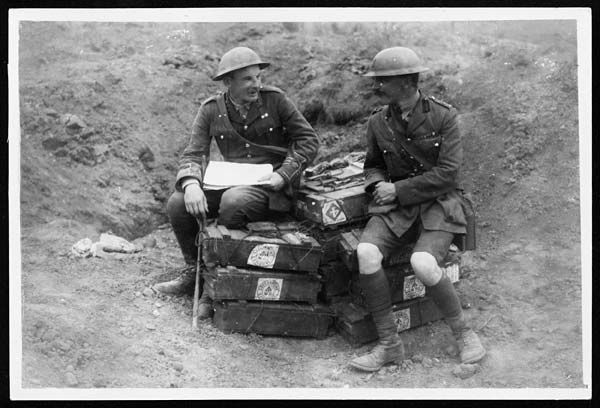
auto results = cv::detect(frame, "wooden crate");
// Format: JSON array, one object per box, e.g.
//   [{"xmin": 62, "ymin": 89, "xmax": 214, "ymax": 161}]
[
  {"xmin": 349, "ymin": 263, "xmax": 426, "ymax": 306},
  {"xmin": 293, "ymin": 185, "xmax": 369, "ymax": 229},
  {"xmin": 201, "ymin": 223, "xmax": 323, "ymax": 274},
  {"xmin": 317, "ymin": 260, "xmax": 352, "ymax": 301},
  {"xmin": 203, "ymin": 265, "xmax": 321, "ymax": 304},
  {"xmin": 348, "ymin": 261, "xmax": 461, "ymax": 306},
  {"xmin": 334, "ymin": 296, "xmax": 445, "ymax": 347},
  {"xmin": 213, "ymin": 300, "xmax": 334, "ymax": 339}
]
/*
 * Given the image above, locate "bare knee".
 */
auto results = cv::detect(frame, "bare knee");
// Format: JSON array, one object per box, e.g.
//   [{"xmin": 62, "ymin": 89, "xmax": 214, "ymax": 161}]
[
  {"xmin": 357, "ymin": 243, "xmax": 384, "ymax": 274},
  {"xmin": 410, "ymin": 251, "xmax": 442, "ymax": 286}
]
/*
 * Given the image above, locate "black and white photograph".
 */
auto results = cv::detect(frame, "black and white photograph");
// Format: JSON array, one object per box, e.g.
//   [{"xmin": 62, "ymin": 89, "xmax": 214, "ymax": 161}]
[{"xmin": 8, "ymin": 7, "xmax": 591, "ymax": 400}]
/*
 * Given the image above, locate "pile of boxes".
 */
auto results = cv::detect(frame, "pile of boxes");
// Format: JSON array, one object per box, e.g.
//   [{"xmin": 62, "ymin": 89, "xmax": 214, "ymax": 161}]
[
  {"xmin": 201, "ymin": 154, "xmax": 463, "ymax": 345},
  {"xmin": 201, "ymin": 221, "xmax": 333, "ymax": 339}
]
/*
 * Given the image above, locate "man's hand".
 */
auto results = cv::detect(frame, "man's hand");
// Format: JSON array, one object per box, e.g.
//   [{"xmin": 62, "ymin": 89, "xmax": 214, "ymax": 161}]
[
  {"xmin": 184, "ymin": 183, "xmax": 209, "ymax": 217},
  {"xmin": 258, "ymin": 172, "xmax": 286, "ymax": 191},
  {"xmin": 373, "ymin": 182, "xmax": 397, "ymax": 205}
]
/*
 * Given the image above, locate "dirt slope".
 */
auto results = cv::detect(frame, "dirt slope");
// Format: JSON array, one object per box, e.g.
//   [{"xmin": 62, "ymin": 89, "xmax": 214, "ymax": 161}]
[{"xmin": 17, "ymin": 21, "xmax": 583, "ymax": 389}]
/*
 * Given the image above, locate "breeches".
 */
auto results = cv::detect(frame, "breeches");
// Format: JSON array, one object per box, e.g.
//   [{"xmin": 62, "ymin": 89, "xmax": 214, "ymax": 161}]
[
  {"xmin": 359, "ymin": 215, "xmax": 455, "ymax": 266},
  {"xmin": 167, "ymin": 186, "xmax": 272, "ymax": 264}
]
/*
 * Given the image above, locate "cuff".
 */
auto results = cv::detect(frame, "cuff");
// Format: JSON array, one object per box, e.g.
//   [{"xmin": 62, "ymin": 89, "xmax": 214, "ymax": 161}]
[{"xmin": 181, "ymin": 178, "xmax": 200, "ymax": 191}]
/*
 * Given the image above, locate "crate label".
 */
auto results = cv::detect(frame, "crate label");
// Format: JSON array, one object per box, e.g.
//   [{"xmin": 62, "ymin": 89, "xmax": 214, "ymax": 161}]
[
  {"xmin": 403, "ymin": 275, "xmax": 426, "ymax": 300},
  {"xmin": 393, "ymin": 308, "xmax": 411, "ymax": 332},
  {"xmin": 444, "ymin": 263, "xmax": 460, "ymax": 283},
  {"xmin": 322, "ymin": 200, "xmax": 347, "ymax": 225},
  {"xmin": 255, "ymin": 278, "xmax": 283, "ymax": 300},
  {"xmin": 247, "ymin": 244, "xmax": 279, "ymax": 269}
]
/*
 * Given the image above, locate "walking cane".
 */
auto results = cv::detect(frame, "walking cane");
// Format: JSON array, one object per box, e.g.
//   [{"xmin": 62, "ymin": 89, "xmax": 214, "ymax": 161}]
[
  {"xmin": 192, "ymin": 213, "xmax": 206, "ymax": 330},
  {"xmin": 192, "ymin": 154, "xmax": 208, "ymax": 330}
]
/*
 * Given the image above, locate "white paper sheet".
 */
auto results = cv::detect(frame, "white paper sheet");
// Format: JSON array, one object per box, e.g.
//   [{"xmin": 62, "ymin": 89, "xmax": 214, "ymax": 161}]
[{"xmin": 202, "ymin": 161, "xmax": 273, "ymax": 190}]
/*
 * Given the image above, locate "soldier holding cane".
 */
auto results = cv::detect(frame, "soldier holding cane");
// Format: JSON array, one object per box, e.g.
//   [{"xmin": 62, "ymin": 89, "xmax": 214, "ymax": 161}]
[{"xmin": 154, "ymin": 47, "xmax": 319, "ymax": 321}]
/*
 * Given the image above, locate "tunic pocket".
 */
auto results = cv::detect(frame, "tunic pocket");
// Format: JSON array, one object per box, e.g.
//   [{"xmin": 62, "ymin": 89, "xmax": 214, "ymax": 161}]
[{"xmin": 436, "ymin": 191, "xmax": 466, "ymax": 226}]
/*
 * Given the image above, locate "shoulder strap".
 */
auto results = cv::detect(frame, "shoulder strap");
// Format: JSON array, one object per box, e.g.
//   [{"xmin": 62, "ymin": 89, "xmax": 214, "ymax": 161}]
[
  {"xmin": 215, "ymin": 93, "xmax": 288, "ymax": 157},
  {"xmin": 380, "ymin": 115, "xmax": 435, "ymax": 170}
]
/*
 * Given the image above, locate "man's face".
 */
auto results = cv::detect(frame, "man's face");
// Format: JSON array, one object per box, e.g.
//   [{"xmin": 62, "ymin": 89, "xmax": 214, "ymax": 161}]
[
  {"xmin": 371, "ymin": 76, "xmax": 412, "ymax": 105},
  {"xmin": 225, "ymin": 65, "xmax": 262, "ymax": 104}
]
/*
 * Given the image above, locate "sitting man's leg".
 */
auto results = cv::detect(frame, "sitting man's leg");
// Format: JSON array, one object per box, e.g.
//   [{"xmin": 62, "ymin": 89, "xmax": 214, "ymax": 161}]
[
  {"xmin": 217, "ymin": 185, "xmax": 271, "ymax": 228},
  {"xmin": 153, "ymin": 190, "xmax": 221, "ymax": 295},
  {"xmin": 411, "ymin": 228, "xmax": 486, "ymax": 364},
  {"xmin": 349, "ymin": 217, "xmax": 405, "ymax": 372}
]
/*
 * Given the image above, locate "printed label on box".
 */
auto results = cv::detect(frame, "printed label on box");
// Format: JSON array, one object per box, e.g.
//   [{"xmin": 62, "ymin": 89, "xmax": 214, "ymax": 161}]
[
  {"xmin": 247, "ymin": 244, "xmax": 279, "ymax": 269},
  {"xmin": 444, "ymin": 263, "xmax": 460, "ymax": 283},
  {"xmin": 322, "ymin": 200, "xmax": 347, "ymax": 225},
  {"xmin": 255, "ymin": 278, "xmax": 283, "ymax": 300},
  {"xmin": 403, "ymin": 275, "xmax": 426, "ymax": 300},
  {"xmin": 394, "ymin": 308, "xmax": 411, "ymax": 332}
]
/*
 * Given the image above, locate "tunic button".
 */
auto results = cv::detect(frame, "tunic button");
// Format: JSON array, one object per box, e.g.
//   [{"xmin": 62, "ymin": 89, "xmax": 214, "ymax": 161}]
[
  {"xmin": 247, "ymin": 154, "xmax": 252, "ymax": 158},
  {"xmin": 407, "ymin": 138, "xmax": 411, "ymax": 142},
  {"xmin": 269, "ymin": 128, "xmax": 273, "ymax": 132},
  {"xmin": 409, "ymin": 156, "xmax": 414, "ymax": 159},
  {"xmin": 434, "ymin": 142, "xmax": 439, "ymax": 147},
  {"xmin": 264, "ymin": 113, "xmax": 269, "ymax": 117},
  {"xmin": 220, "ymin": 135, "xmax": 224, "ymax": 139},
  {"xmin": 245, "ymin": 143, "xmax": 250, "ymax": 148},
  {"xmin": 383, "ymin": 149, "xmax": 388, "ymax": 154},
  {"xmin": 419, "ymin": 163, "xmax": 424, "ymax": 167},
  {"xmin": 244, "ymin": 125, "xmax": 248, "ymax": 130}
]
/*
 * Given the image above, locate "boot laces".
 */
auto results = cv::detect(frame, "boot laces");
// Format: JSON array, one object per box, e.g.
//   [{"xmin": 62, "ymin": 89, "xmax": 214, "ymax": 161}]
[{"xmin": 460, "ymin": 330, "xmax": 477, "ymax": 348}]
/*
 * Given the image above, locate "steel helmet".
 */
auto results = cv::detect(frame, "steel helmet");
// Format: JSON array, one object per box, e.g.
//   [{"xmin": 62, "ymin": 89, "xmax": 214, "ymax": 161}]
[
  {"xmin": 363, "ymin": 47, "xmax": 429, "ymax": 77},
  {"xmin": 212, "ymin": 47, "xmax": 270, "ymax": 81}
]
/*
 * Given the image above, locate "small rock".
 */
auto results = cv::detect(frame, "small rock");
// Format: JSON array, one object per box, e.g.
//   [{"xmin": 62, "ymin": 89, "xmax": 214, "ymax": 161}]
[
  {"xmin": 444, "ymin": 345, "xmax": 458, "ymax": 357},
  {"xmin": 152, "ymin": 309, "xmax": 160, "ymax": 317},
  {"xmin": 422, "ymin": 357, "xmax": 433, "ymax": 368},
  {"xmin": 66, "ymin": 365, "xmax": 74, "ymax": 372},
  {"xmin": 158, "ymin": 349, "xmax": 165, "ymax": 355},
  {"xmin": 56, "ymin": 340, "xmax": 72, "ymax": 352},
  {"xmin": 43, "ymin": 108, "xmax": 59, "ymax": 118},
  {"xmin": 462, "ymin": 301, "xmax": 472, "ymax": 309},
  {"xmin": 142, "ymin": 287, "xmax": 155, "ymax": 297},
  {"xmin": 154, "ymin": 302, "xmax": 163, "ymax": 308},
  {"xmin": 452, "ymin": 363, "xmax": 480, "ymax": 379},
  {"xmin": 61, "ymin": 114, "xmax": 87, "ymax": 130},
  {"xmin": 134, "ymin": 291, "xmax": 142, "ymax": 297},
  {"xmin": 41, "ymin": 134, "xmax": 70, "ymax": 150},
  {"xmin": 80, "ymin": 128, "xmax": 95, "ymax": 139},
  {"xmin": 143, "ymin": 237, "xmax": 157, "ymax": 248},
  {"xmin": 411, "ymin": 353, "xmax": 423, "ymax": 363},
  {"xmin": 145, "ymin": 323, "xmax": 156, "ymax": 331},
  {"xmin": 65, "ymin": 372, "xmax": 78, "ymax": 387},
  {"xmin": 173, "ymin": 362, "xmax": 184, "ymax": 372}
]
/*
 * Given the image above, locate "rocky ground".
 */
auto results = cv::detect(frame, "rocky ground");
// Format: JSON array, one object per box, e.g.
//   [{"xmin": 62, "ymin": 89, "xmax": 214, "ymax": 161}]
[{"xmin": 16, "ymin": 20, "xmax": 585, "ymax": 391}]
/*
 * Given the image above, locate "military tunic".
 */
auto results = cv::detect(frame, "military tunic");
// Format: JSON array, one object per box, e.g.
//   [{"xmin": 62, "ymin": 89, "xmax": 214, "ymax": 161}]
[
  {"xmin": 175, "ymin": 85, "xmax": 319, "ymax": 200},
  {"xmin": 363, "ymin": 91, "xmax": 467, "ymax": 237}
]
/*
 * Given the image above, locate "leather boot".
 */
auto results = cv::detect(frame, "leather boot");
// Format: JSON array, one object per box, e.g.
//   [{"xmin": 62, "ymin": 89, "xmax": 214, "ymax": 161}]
[
  {"xmin": 197, "ymin": 281, "xmax": 214, "ymax": 320},
  {"xmin": 153, "ymin": 265, "xmax": 196, "ymax": 295},
  {"xmin": 447, "ymin": 315, "xmax": 486, "ymax": 364},
  {"xmin": 349, "ymin": 333, "xmax": 405, "ymax": 372},
  {"xmin": 349, "ymin": 270, "xmax": 405, "ymax": 372}
]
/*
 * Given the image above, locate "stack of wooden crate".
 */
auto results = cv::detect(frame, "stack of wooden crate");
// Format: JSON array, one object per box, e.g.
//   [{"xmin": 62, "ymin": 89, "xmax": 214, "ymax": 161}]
[
  {"xmin": 200, "ymin": 221, "xmax": 334, "ymax": 339},
  {"xmin": 292, "ymin": 157, "xmax": 463, "ymax": 346}
]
